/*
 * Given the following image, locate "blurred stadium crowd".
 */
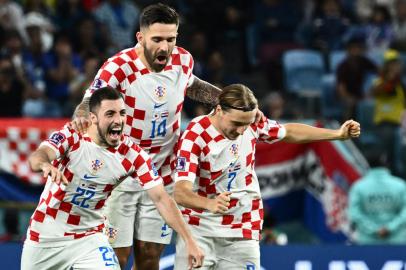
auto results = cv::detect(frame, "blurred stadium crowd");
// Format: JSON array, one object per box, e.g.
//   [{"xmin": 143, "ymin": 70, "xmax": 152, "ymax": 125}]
[{"xmin": 1, "ymin": 0, "xmax": 406, "ymax": 244}]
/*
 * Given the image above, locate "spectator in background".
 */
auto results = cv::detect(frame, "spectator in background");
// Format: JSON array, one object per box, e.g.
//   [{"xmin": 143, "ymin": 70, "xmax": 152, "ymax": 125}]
[
  {"xmin": 363, "ymin": 5, "xmax": 394, "ymax": 53},
  {"xmin": 69, "ymin": 53, "xmax": 100, "ymax": 106},
  {"xmin": 71, "ymin": 17, "xmax": 107, "ymax": 60},
  {"xmin": 308, "ymin": 0, "xmax": 351, "ymax": 52},
  {"xmin": 355, "ymin": 0, "xmax": 396, "ymax": 23},
  {"xmin": 255, "ymin": 0, "xmax": 302, "ymax": 90},
  {"xmin": 186, "ymin": 31, "xmax": 208, "ymax": 80},
  {"xmin": 215, "ymin": 3, "xmax": 252, "ymax": 74},
  {"xmin": 23, "ymin": 11, "xmax": 55, "ymax": 52},
  {"xmin": 392, "ymin": 0, "xmax": 406, "ymax": 51},
  {"xmin": 348, "ymin": 153, "xmax": 406, "ymax": 244},
  {"xmin": 43, "ymin": 33, "xmax": 83, "ymax": 117},
  {"xmin": 336, "ymin": 34, "xmax": 377, "ymax": 119},
  {"xmin": 93, "ymin": 0, "xmax": 140, "ymax": 52},
  {"xmin": 206, "ymin": 50, "xmax": 238, "ymax": 88},
  {"xmin": 0, "ymin": 0, "xmax": 28, "ymax": 44},
  {"xmin": 54, "ymin": 0, "xmax": 87, "ymax": 32},
  {"xmin": 1, "ymin": 30, "xmax": 45, "ymax": 116},
  {"xmin": 370, "ymin": 49, "xmax": 405, "ymax": 175},
  {"xmin": 21, "ymin": 21, "xmax": 50, "ymax": 117},
  {"xmin": 0, "ymin": 56, "xmax": 25, "ymax": 116},
  {"xmin": 261, "ymin": 91, "xmax": 302, "ymax": 120}
]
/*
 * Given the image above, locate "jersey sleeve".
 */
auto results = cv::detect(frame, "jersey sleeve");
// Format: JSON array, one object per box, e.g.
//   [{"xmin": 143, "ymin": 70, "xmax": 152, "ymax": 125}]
[
  {"xmin": 130, "ymin": 144, "xmax": 163, "ymax": 190},
  {"xmin": 40, "ymin": 125, "xmax": 80, "ymax": 159},
  {"xmin": 175, "ymin": 127, "xmax": 201, "ymax": 183},
  {"xmin": 83, "ymin": 58, "xmax": 122, "ymax": 98},
  {"xmin": 187, "ymin": 54, "xmax": 195, "ymax": 87},
  {"xmin": 252, "ymin": 116, "xmax": 286, "ymax": 143}
]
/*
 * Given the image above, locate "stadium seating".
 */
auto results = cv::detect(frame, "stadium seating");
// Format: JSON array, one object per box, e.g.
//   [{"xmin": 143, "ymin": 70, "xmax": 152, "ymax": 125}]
[
  {"xmin": 320, "ymin": 74, "xmax": 343, "ymax": 121},
  {"xmin": 329, "ymin": 50, "xmax": 346, "ymax": 73},
  {"xmin": 282, "ymin": 49, "xmax": 325, "ymax": 95}
]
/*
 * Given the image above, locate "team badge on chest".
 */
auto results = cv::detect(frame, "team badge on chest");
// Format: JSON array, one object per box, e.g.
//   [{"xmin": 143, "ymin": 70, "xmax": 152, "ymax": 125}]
[
  {"xmin": 154, "ymin": 86, "xmax": 166, "ymax": 101},
  {"xmin": 91, "ymin": 159, "xmax": 104, "ymax": 175},
  {"xmin": 229, "ymin": 143, "xmax": 239, "ymax": 158}
]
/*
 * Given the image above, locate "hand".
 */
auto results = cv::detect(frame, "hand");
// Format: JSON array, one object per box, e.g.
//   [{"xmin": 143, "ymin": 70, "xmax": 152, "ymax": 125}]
[
  {"xmin": 187, "ymin": 239, "xmax": 204, "ymax": 269},
  {"xmin": 40, "ymin": 162, "xmax": 68, "ymax": 185},
  {"xmin": 69, "ymin": 116, "xmax": 91, "ymax": 134},
  {"xmin": 338, "ymin": 119, "xmax": 361, "ymax": 139},
  {"xmin": 254, "ymin": 109, "xmax": 265, "ymax": 125},
  {"xmin": 207, "ymin": 191, "xmax": 231, "ymax": 214}
]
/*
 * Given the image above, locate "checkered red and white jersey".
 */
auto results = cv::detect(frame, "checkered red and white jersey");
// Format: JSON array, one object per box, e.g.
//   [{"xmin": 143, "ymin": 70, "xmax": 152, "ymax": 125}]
[
  {"xmin": 26, "ymin": 126, "xmax": 162, "ymax": 246},
  {"xmin": 175, "ymin": 115, "xmax": 286, "ymax": 240},
  {"xmin": 84, "ymin": 45, "xmax": 194, "ymax": 191}
]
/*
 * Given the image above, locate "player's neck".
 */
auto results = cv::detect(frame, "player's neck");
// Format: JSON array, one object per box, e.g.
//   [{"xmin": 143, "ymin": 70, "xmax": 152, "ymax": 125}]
[
  {"xmin": 87, "ymin": 127, "xmax": 105, "ymax": 147},
  {"xmin": 208, "ymin": 113, "xmax": 225, "ymax": 137}
]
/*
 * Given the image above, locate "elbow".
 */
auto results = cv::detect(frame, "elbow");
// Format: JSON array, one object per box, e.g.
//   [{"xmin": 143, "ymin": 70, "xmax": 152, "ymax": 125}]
[{"xmin": 173, "ymin": 185, "xmax": 185, "ymax": 206}]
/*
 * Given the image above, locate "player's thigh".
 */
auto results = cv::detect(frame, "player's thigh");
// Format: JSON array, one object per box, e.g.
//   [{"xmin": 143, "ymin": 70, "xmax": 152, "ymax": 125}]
[
  {"xmin": 174, "ymin": 228, "xmax": 216, "ymax": 270},
  {"xmin": 72, "ymin": 234, "xmax": 120, "ymax": 270},
  {"xmin": 21, "ymin": 243, "xmax": 70, "ymax": 270},
  {"xmin": 216, "ymin": 238, "xmax": 260, "ymax": 270},
  {"xmin": 104, "ymin": 190, "xmax": 140, "ymax": 248},
  {"xmin": 133, "ymin": 191, "xmax": 172, "ymax": 245}
]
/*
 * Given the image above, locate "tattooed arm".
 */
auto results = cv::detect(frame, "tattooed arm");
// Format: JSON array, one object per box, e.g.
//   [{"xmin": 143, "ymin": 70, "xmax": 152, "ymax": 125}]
[
  {"xmin": 186, "ymin": 76, "xmax": 222, "ymax": 105},
  {"xmin": 70, "ymin": 97, "xmax": 91, "ymax": 134}
]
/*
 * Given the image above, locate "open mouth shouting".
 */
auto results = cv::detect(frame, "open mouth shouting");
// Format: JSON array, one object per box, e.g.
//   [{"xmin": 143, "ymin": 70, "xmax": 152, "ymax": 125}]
[
  {"xmin": 155, "ymin": 54, "xmax": 168, "ymax": 65},
  {"xmin": 107, "ymin": 125, "xmax": 123, "ymax": 141}
]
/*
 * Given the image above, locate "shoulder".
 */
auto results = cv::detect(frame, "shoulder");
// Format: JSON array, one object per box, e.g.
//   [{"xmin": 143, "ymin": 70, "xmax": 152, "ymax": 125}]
[
  {"xmin": 45, "ymin": 124, "xmax": 81, "ymax": 148},
  {"xmin": 184, "ymin": 115, "xmax": 210, "ymax": 134},
  {"xmin": 180, "ymin": 116, "xmax": 210, "ymax": 142},
  {"xmin": 173, "ymin": 46, "xmax": 192, "ymax": 57},
  {"xmin": 104, "ymin": 47, "xmax": 138, "ymax": 66},
  {"xmin": 171, "ymin": 46, "xmax": 194, "ymax": 68}
]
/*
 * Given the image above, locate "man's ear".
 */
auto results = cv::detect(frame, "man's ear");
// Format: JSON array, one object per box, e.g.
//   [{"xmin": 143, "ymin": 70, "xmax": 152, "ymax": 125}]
[
  {"xmin": 136, "ymin": 31, "xmax": 143, "ymax": 43},
  {"xmin": 89, "ymin": 111, "xmax": 97, "ymax": 124},
  {"xmin": 214, "ymin": 105, "xmax": 222, "ymax": 115}
]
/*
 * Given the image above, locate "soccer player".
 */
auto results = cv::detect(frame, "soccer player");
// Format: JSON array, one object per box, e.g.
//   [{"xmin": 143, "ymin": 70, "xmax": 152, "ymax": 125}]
[
  {"xmin": 71, "ymin": 3, "xmax": 242, "ymax": 270},
  {"xmin": 174, "ymin": 84, "xmax": 361, "ymax": 269},
  {"xmin": 21, "ymin": 87, "xmax": 203, "ymax": 270}
]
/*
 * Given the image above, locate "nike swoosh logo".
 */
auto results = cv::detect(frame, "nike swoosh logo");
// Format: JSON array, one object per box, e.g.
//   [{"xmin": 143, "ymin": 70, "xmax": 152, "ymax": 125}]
[
  {"xmin": 83, "ymin": 174, "xmax": 99, "ymax": 180},
  {"xmin": 161, "ymin": 232, "xmax": 171, "ymax": 237},
  {"xmin": 154, "ymin": 103, "xmax": 167, "ymax": 109}
]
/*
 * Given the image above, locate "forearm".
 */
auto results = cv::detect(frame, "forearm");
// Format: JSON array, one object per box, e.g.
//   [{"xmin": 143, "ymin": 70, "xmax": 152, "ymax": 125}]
[
  {"xmin": 186, "ymin": 76, "xmax": 222, "ymax": 105},
  {"xmin": 283, "ymin": 123, "xmax": 342, "ymax": 143},
  {"xmin": 73, "ymin": 97, "xmax": 90, "ymax": 118},
  {"xmin": 29, "ymin": 150, "xmax": 52, "ymax": 172},
  {"xmin": 174, "ymin": 184, "xmax": 211, "ymax": 210},
  {"xmin": 154, "ymin": 192, "xmax": 195, "ymax": 243}
]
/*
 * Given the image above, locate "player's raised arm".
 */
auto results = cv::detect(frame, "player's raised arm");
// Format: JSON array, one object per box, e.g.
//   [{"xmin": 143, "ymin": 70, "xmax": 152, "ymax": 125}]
[
  {"xmin": 282, "ymin": 119, "xmax": 361, "ymax": 143},
  {"xmin": 71, "ymin": 97, "xmax": 91, "ymax": 134},
  {"xmin": 29, "ymin": 145, "xmax": 68, "ymax": 185},
  {"xmin": 186, "ymin": 76, "xmax": 222, "ymax": 105},
  {"xmin": 146, "ymin": 184, "xmax": 204, "ymax": 269}
]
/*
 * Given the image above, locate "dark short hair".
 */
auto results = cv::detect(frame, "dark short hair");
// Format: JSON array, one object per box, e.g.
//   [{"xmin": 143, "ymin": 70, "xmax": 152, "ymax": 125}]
[
  {"xmin": 139, "ymin": 3, "xmax": 179, "ymax": 29},
  {"xmin": 89, "ymin": 87, "xmax": 123, "ymax": 113}
]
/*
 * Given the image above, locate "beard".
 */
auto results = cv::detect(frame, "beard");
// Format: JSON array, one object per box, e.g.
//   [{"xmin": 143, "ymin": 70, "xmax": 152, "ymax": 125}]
[
  {"xmin": 143, "ymin": 44, "xmax": 169, "ymax": 72},
  {"xmin": 96, "ymin": 121, "xmax": 124, "ymax": 147}
]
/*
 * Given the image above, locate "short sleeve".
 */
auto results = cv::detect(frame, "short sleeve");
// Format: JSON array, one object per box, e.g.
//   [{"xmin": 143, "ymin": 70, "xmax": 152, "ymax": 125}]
[
  {"xmin": 40, "ymin": 125, "xmax": 80, "ymax": 159},
  {"xmin": 130, "ymin": 144, "xmax": 162, "ymax": 190},
  {"xmin": 175, "ymin": 128, "xmax": 201, "ymax": 183},
  {"xmin": 252, "ymin": 117, "xmax": 286, "ymax": 143}
]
